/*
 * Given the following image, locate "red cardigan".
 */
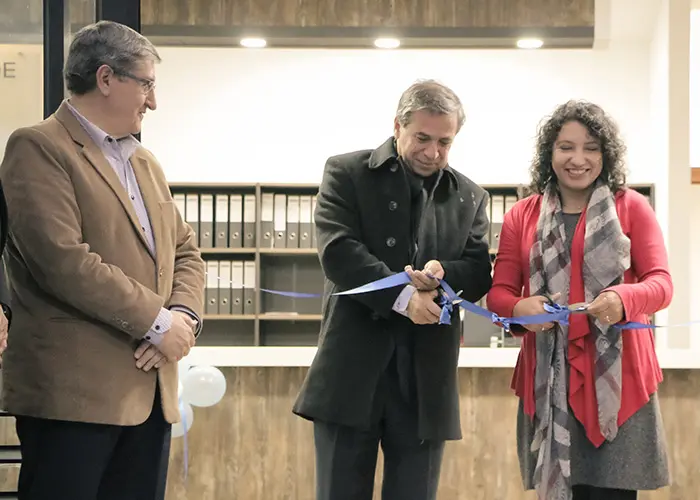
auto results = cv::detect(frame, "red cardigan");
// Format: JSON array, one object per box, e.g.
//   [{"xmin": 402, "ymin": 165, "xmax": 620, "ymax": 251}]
[{"xmin": 486, "ymin": 188, "xmax": 672, "ymax": 447}]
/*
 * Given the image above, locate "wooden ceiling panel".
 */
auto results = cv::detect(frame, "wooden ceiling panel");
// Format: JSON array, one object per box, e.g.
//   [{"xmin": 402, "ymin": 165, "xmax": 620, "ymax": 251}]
[
  {"xmin": 140, "ymin": 0, "xmax": 594, "ymax": 29},
  {"xmin": 1, "ymin": 0, "xmax": 595, "ymax": 48}
]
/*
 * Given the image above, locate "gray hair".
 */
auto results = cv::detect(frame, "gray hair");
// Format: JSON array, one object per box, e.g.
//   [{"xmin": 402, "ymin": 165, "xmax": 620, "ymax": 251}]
[
  {"xmin": 64, "ymin": 20, "xmax": 161, "ymax": 95},
  {"xmin": 395, "ymin": 79, "xmax": 466, "ymax": 132}
]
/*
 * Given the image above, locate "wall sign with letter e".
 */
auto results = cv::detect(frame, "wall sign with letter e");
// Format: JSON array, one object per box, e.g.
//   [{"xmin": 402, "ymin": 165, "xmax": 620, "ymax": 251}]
[
  {"xmin": 1, "ymin": 62, "xmax": 16, "ymax": 78},
  {"xmin": 0, "ymin": 46, "xmax": 42, "ymax": 153}
]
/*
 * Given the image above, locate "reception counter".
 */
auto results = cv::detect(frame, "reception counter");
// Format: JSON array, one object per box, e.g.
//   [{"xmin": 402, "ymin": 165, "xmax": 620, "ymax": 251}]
[{"xmin": 183, "ymin": 345, "xmax": 700, "ymax": 369}]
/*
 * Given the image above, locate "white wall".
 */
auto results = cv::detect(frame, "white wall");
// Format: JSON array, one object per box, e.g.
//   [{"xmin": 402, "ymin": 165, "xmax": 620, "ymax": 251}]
[
  {"xmin": 648, "ymin": 1, "xmax": 671, "ymax": 338},
  {"xmin": 143, "ymin": 43, "xmax": 653, "ymax": 187},
  {"xmin": 0, "ymin": 44, "xmax": 42, "ymax": 154},
  {"xmin": 2, "ymin": 31, "xmax": 697, "ymax": 362},
  {"xmin": 650, "ymin": 0, "xmax": 694, "ymax": 354},
  {"xmin": 689, "ymin": 10, "xmax": 700, "ymax": 347}
]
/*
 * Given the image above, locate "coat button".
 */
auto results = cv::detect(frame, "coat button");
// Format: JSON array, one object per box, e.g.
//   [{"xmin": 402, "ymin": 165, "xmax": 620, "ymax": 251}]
[
  {"xmin": 390, "ymin": 163, "xmax": 398, "ymax": 172},
  {"xmin": 388, "ymin": 201, "xmax": 397, "ymax": 211},
  {"xmin": 386, "ymin": 237, "xmax": 396, "ymax": 247}
]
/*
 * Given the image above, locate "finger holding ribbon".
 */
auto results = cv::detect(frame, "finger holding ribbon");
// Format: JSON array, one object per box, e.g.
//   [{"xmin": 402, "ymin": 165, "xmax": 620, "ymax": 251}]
[
  {"xmin": 586, "ymin": 290, "xmax": 624, "ymax": 325},
  {"xmin": 511, "ymin": 292, "xmax": 561, "ymax": 332},
  {"xmin": 404, "ymin": 260, "xmax": 443, "ymax": 291}
]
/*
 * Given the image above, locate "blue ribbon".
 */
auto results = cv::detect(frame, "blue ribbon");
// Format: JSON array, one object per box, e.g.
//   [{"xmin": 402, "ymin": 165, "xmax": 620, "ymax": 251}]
[{"xmin": 258, "ymin": 270, "xmax": 699, "ymax": 331}]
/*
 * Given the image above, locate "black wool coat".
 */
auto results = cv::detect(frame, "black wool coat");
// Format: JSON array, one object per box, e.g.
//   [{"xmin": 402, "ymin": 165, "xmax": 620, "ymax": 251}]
[{"xmin": 292, "ymin": 137, "xmax": 493, "ymax": 441}]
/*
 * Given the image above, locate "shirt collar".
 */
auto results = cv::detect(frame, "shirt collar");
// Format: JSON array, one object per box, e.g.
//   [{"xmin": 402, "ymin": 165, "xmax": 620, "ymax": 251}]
[{"xmin": 66, "ymin": 100, "xmax": 140, "ymax": 160}]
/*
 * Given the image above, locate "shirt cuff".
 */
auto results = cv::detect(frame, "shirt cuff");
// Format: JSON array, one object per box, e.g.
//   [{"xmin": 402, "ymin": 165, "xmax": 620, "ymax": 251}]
[
  {"xmin": 392, "ymin": 285, "xmax": 416, "ymax": 317},
  {"xmin": 143, "ymin": 307, "xmax": 173, "ymax": 345}
]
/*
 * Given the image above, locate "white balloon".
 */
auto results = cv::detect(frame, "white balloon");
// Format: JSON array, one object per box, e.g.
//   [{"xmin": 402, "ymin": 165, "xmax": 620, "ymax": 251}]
[
  {"xmin": 181, "ymin": 365, "xmax": 226, "ymax": 407},
  {"xmin": 171, "ymin": 402, "xmax": 194, "ymax": 439},
  {"xmin": 178, "ymin": 360, "xmax": 192, "ymax": 383}
]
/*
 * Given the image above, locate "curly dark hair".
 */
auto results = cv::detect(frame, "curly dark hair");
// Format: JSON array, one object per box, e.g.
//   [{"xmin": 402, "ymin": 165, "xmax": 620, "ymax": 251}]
[{"xmin": 528, "ymin": 100, "xmax": 628, "ymax": 194}]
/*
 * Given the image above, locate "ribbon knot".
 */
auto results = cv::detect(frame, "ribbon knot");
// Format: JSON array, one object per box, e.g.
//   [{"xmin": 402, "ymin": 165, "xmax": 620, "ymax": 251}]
[
  {"xmin": 490, "ymin": 313, "xmax": 511, "ymax": 332},
  {"xmin": 543, "ymin": 303, "xmax": 571, "ymax": 326},
  {"xmin": 436, "ymin": 289, "xmax": 453, "ymax": 325}
]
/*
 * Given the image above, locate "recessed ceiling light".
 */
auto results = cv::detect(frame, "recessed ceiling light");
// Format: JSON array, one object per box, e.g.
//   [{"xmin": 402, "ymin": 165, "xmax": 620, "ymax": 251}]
[
  {"xmin": 374, "ymin": 38, "xmax": 400, "ymax": 49},
  {"xmin": 516, "ymin": 38, "xmax": 543, "ymax": 49},
  {"xmin": 240, "ymin": 37, "xmax": 267, "ymax": 48}
]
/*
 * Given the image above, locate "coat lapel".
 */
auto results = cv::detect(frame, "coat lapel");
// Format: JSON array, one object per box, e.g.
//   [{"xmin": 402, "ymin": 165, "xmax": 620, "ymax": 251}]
[
  {"xmin": 130, "ymin": 152, "xmax": 164, "ymax": 268},
  {"xmin": 54, "ymin": 101, "xmax": 155, "ymax": 259}
]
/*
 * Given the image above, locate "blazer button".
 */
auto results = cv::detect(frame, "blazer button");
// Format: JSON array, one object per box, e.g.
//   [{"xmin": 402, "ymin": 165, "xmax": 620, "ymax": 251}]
[
  {"xmin": 386, "ymin": 237, "xmax": 396, "ymax": 247},
  {"xmin": 388, "ymin": 201, "xmax": 397, "ymax": 211}
]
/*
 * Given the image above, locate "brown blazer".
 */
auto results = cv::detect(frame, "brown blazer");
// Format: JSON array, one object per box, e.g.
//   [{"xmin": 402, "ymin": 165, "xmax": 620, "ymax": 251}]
[{"xmin": 0, "ymin": 100, "xmax": 205, "ymax": 426}]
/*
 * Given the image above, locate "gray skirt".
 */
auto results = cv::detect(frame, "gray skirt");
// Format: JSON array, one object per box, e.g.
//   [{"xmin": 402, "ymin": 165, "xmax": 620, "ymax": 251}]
[{"xmin": 516, "ymin": 392, "xmax": 670, "ymax": 491}]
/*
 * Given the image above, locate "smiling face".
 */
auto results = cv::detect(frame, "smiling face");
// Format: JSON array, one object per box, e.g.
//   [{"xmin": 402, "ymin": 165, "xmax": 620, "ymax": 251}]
[
  {"xmin": 96, "ymin": 59, "xmax": 157, "ymax": 137},
  {"xmin": 551, "ymin": 120, "xmax": 603, "ymax": 195},
  {"xmin": 394, "ymin": 109, "xmax": 458, "ymax": 177}
]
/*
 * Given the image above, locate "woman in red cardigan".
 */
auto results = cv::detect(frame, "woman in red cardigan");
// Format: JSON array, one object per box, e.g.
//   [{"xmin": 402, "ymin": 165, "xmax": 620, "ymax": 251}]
[{"xmin": 486, "ymin": 100, "xmax": 672, "ymax": 500}]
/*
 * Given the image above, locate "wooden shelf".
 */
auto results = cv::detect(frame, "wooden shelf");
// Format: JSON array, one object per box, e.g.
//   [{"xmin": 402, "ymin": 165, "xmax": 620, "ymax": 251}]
[
  {"xmin": 201, "ymin": 313, "xmax": 322, "ymax": 321},
  {"xmin": 200, "ymin": 247, "xmax": 254, "ymax": 254},
  {"xmin": 173, "ymin": 181, "xmax": 655, "ymax": 356},
  {"xmin": 692, "ymin": 168, "xmax": 700, "ymax": 184},
  {"xmin": 202, "ymin": 314, "xmax": 256, "ymax": 320},
  {"xmin": 259, "ymin": 313, "xmax": 322, "ymax": 321},
  {"xmin": 259, "ymin": 248, "xmax": 317, "ymax": 255}
]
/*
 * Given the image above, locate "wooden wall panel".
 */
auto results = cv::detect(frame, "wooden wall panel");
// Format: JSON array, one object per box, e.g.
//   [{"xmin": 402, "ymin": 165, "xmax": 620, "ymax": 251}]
[
  {"xmin": 139, "ymin": 0, "xmax": 594, "ymax": 29},
  {"xmin": 162, "ymin": 367, "xmax": 700, "ymax": 500},
  {"xmin": 0, "ymin": 367, "xmax": 695, "ymax": 498}
]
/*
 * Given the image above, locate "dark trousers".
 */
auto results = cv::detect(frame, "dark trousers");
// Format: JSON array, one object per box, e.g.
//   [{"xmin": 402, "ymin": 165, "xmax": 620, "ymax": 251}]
[
  {"xmin": 15, "ymin": 385, "xmax": 171, "ymax": 500},
  {"xmin": 572, "ymin": 485, "xmax": 638, "ymax": 500},
  {"xmin": 313, "ymin": 353, "xmax": 445, "ymax": 500}
]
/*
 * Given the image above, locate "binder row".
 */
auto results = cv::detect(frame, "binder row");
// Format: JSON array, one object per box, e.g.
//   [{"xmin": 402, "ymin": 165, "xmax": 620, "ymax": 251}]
[
  {"xmin": 487, "ymin": 193, "xmax": 518, "ymax": 252},
  {"xmin": 174, "ymin": 193, "xmax": 255, "ymax": 249},
  {"xmin": 486, "ymin": 190, "xmax": 652, "ymax": 253},
  {"xmin": 172, "ymin": 192, "xmax": 319, "ymax": 250},
  {"xmin": 205, "ymin": 260, "xmax": 256, "ymax": 315},
  {"xmin": 259, "ymin": 192, "xmax": 317, "ymax": 249}
]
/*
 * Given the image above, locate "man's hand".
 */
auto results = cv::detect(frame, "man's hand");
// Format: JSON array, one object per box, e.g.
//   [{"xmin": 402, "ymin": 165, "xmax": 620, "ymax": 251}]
[
  {"xmin": 156, "ymin": 311, "xmax": 197, "ymax": 362},
  {"xmin": 134, "ymin": 340, "xmax": 166, "ymax": 371},
  {"xmin": 0, "ymin": 310, "xmax": 8, "ymax": 362},
  {"xmin": 406, "ymin": 289, "xmax": 443, "ymax": 325},
  {"xmin": 405, "ymin": 260, "xmax": 444, "ymax": 291}
]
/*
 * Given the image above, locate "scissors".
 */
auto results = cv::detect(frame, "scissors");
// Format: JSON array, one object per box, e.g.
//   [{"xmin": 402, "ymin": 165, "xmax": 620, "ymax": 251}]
[
  {"xmin": 544, "ymin": 294, "xmax": 590, "ymax": 314},
  {"xmin": 434, "ymin": 287, "xmax": 464, "ymax": 306}
]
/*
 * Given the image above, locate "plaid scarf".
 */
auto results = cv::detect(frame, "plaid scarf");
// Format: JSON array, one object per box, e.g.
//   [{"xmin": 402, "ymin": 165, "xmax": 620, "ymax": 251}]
[{"xmin": 528, "ymin": 180, "xmax": 630, "ymax": 499}]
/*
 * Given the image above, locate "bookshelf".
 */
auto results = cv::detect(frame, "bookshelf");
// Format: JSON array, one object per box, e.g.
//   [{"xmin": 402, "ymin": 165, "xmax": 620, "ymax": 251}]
[{"xmin": 170, "ymin": 182, "xmax": 656, "ymax": 356}]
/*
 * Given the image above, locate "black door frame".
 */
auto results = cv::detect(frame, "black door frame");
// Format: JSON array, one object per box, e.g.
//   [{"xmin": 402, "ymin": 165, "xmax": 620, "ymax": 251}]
[{"xmin": 43, "ymin": 0, "xmax": 142, "ymax": 119}]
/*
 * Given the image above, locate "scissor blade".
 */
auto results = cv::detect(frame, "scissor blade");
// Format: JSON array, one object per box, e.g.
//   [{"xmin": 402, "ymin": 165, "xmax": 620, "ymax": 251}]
[{"xmin": 568, "ymin": 302, "xmax": 590, "ymax": 313}]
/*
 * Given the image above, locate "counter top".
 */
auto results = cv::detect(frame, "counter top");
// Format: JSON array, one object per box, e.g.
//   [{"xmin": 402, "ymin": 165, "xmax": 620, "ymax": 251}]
[{"xmin": 183, "ymin": 346, "xmax": 700, "ymax": 369}]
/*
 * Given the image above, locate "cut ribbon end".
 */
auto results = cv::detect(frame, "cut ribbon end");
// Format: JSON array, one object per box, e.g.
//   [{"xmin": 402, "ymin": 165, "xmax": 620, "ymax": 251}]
[{"xmin": 436, "ymin": 289, "xmax": 453, "ymax": 325}]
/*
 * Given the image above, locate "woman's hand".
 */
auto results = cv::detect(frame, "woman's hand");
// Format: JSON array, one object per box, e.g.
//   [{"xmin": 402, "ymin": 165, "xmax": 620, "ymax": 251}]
[
  {"xmin": 586, "ymin": 290, "xmax": 625, "ymax": 325},
  {"xmin": 512, "ymin": 292, "xmax": 561, "ymax": 332}
]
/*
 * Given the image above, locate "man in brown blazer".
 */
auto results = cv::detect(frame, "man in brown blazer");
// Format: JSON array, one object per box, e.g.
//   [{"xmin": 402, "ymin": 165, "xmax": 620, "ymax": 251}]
[
  {"xmin": 0, "ymin": 21, "xmax": 204, "ymax": 500},
  {"xmin": 0, "ymin": 183, "xmax": 10, "ymax": 359}
]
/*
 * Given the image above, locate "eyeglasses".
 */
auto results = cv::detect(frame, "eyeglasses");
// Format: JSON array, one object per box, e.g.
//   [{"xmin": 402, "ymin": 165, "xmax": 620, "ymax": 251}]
[{"xmin": 113, "ymin": 68, "xmax": 156, "ymax": 94}]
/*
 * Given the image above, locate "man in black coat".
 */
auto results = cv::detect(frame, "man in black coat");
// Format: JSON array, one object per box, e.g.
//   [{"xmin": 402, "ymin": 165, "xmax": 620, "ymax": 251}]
[{"xmin": 292, "ymin": 80, "xmax": 493, "ymax": 500}]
